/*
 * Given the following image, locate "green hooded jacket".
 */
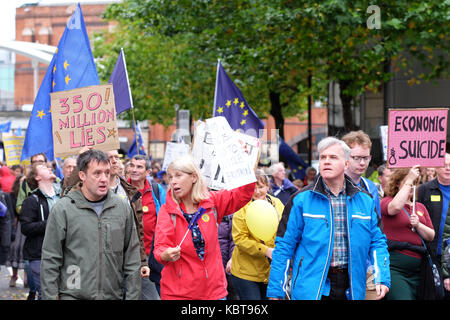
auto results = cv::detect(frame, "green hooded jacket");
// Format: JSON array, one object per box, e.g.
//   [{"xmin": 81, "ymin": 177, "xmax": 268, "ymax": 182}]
[{"xmin": 41, "ymin": 186, "xmax": 141, "ymax": 300}]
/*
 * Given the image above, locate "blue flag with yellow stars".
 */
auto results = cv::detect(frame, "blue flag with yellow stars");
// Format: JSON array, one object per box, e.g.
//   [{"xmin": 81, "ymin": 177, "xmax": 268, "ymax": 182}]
[
  {"xmin": 21, "ymin": 4, "xmax": 99, "ymax": 161},
  {"xmin": 279, "ymin": 136, "xmax": 308, "ymax": 180},
  {"xmin": 127, "ymin": 123, "xmax": 146, "ymax": 158},
  {"xmin": 213, "ymin": 61, "xmax": 265, "ymax": 138}
]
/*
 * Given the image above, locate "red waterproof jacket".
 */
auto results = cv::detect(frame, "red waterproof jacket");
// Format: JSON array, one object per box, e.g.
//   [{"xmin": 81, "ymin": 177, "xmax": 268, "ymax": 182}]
[{"xmin": 154, "ymin": 182, "xmax": 255, "ymax": 300}]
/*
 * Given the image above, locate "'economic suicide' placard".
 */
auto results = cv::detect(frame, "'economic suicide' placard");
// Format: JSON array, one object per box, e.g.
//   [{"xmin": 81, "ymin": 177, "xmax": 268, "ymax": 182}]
[{"xmin": 387, "ymin": 108, "xmax": 448, "ymax": 168}]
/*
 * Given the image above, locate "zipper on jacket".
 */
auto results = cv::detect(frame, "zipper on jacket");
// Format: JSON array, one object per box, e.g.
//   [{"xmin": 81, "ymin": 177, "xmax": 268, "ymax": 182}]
[
  {"xmin": 316, "ymin": 199, "xmax": 334, "ymax": 300},
  {"xmin": 346, "ymin": 198, "xmax": 353, "ymax": 300},
  {"xmin": 292, "ymin": 256, "xmax": 303, "ymax": 289},
  {"xmin": 98, "ymin": 219, "xmax": 103, "ymax": 300}
]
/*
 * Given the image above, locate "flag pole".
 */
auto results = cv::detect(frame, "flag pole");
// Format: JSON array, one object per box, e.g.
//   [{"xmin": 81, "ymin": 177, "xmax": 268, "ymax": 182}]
[
  {"xmin": 121, "ymin": 48, "xmax": 140, "ymax": 155},
  {"xmin": 213, "ymin": 59, "xmax": 221, "ymax": 114},
  {"xmin": 131, "ymin": 109, "xmax": 140, "ymax": 155}
]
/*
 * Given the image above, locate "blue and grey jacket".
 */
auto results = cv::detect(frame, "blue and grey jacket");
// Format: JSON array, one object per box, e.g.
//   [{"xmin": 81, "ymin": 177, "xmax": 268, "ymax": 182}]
[{"xmin": 267, "ymin": 174, "xmax": 390, "ymax": 300}]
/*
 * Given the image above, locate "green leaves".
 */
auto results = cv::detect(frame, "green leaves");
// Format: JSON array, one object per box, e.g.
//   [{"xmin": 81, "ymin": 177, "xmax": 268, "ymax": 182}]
[{"xmin": 93, "ymin": 0, "xmax": 449, "ymax": 131}]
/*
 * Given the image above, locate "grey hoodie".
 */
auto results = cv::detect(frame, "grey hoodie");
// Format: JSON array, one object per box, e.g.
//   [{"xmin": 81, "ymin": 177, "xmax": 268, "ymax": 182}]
[{"xmin": 41, "ymin": 188, "xmax": 141, "ymax": 300}]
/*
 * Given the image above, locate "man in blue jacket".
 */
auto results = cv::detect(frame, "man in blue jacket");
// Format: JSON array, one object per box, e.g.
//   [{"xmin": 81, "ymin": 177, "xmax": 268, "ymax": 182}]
[{"xmin": 267, "ymin": 137, "xmax": 390, "ymax": 300}]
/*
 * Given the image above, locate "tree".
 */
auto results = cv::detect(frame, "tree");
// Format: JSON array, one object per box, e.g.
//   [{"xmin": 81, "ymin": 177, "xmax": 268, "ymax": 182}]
[
  {"xmin": 93, "ymin": 0, "xmax": 327, "ymax": 137},
  {"xmin": 93, "ymin": 0, "xmax": 449, "ymax": 135}
]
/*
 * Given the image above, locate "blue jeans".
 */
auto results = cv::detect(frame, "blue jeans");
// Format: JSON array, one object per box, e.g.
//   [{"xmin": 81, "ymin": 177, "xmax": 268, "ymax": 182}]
[
  {"xmin": 29, "ymin": 260, "xmax": 41, "ymax": 300},
  {"xmin": 24, "ymin": 260, "xmax": 36, "ymax": 293},
  {"xmin": 230, "ymin": 274, "xmax": 267, "ymax": 300}
]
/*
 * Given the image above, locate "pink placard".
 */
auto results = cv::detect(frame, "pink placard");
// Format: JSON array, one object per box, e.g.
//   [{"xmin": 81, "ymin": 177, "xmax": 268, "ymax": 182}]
[{"xmin": 387, "ymin": 108, "xmax": 448, "ymax": 168}]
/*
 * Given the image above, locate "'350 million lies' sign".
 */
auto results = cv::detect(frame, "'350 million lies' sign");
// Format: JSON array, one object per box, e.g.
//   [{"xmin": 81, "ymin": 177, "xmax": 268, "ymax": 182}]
[{"xmin": 50, "ymin": 84, "xmax": 120, "ymax": 158}]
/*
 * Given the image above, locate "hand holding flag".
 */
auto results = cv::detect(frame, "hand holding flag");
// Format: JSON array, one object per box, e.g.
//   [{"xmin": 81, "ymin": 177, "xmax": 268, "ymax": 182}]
[{"xmin": 177, "ymin": 207, "xmax": 206, "ymax": 248}]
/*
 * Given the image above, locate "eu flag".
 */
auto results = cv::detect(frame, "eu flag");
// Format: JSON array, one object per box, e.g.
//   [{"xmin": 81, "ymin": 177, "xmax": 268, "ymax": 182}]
[
  {"xmin": 279, "ymin": 136, "xmax": 308, "ymax": 180},
  {"xmin": 127, "ymin": 124, "xmax": 146, "ymax": 158},
  {"xmin": 109, "ymin": 48, "xmax": 133, "ymax": 114},
  {"xmin": 213, "ymin": 61, "xmax": 265, "ymax": 138},
  {"xmin": 21, "ymin": 4, "xmax": 99, "ymax": 161}
]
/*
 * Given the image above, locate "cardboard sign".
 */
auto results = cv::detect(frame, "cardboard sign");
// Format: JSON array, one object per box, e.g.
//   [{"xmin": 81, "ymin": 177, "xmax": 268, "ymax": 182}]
[
  {"xmin": 51, "ymin": 84, "xmax": 120, "ymax": 158},
  {"xmin": 387, "ymin": 108, "xmax": 448, "ymax": 168},
  {"xmin": 205, "ymin": 117, "xmax": 256, "ymax": 190},
  {"xmin": 379, "ymin": 125, "xmax": 388, "ymax": 162},
  {"xmin": 192, "ymin": 119, "xmax": 259, "ymax": 190},
  {"xmin": 2, "ymin": 133, "xmax": 25, "ymax": 166},
  {"xmin": 192, "ymin": 120, "xmax": 226, "ymax": 190},
  {"xmin": 162, "ymin": 142, "xmax": 191, "ymax": 171}
]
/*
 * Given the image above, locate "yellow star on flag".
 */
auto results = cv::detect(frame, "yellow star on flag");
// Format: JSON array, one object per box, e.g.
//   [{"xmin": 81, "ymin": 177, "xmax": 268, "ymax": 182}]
[
  {"xmin": 242, "ymin": 110, "xmax": 249, "ymax": 117},
  {"xmin": 36, "ymin": 110, "xmax": 45, "ymax": 119},
  {"xmin": 52, "ymin": 80, "xmax": 55, "ymax": 88},
  {"xmin": 217, "ymin": 107, "xmax": 224, "ymax": 114},
  {"xmin": 226, "ymin": 100, "xmax": 231, "ymax": 107},
  {"xmin": 64, "ymin": 60, "xmax": 69, "ymax": 70},
  {"xmin": 240, "ymin": 119, "xmax": 246, "ymax": 126},
  {"xmin": 53, "ymin": 65, "xmax": 56, "ymax": 73},
  {"xmin": 234, "ymin": 98, "xmax": 239, "ymax": 105},
  {"xmin": 240, "ymin": 102, "xmax": 245, "ymax": 109},
  {"xmin": 65, "ymin": 74, "xmax": 71, "ymax": 85}
]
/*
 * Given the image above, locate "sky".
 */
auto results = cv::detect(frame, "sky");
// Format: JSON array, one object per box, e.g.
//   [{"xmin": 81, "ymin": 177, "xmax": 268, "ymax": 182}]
[{"xmin": 0, "ymin": 0, "xmax": 118, "ymax": 41}]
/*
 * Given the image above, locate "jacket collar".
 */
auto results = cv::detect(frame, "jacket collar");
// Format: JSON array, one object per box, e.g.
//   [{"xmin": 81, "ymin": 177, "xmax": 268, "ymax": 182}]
[
  {"xmin": 310, "ymin": 174, "xmax": 362, "ymax": 198},
  {"xmin": 66, "ymin": 188, "xmax": 117, "ymax": 211},
  {"xmin": 164, "ymin": 188, "xmax": 214, "ymax": 216}
]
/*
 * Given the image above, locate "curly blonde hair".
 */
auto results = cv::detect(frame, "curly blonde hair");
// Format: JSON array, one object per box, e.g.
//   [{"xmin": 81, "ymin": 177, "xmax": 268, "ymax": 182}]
[{"xmin": 384, "ymin": 168, "xmax": 419, "ymax": 198}]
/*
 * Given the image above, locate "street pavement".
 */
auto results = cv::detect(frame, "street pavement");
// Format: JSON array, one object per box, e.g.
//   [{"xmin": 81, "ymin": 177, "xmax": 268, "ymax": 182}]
[{"xmin": 0, "ymin": 265, "xmax": 28, "ymax": 300}]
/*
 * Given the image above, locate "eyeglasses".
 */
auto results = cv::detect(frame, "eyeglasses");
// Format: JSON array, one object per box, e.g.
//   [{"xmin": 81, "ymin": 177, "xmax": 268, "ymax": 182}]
[
  {"xmin": 350, "ymin": 155, "xmax": 372, "ymax": 162},
  {"xmin": 31, "ymin": 160, "xmax": 45, "ymax": 164}
]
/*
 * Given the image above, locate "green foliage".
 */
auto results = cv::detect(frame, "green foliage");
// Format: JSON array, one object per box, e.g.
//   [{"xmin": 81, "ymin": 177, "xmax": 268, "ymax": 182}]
[{"xmin": 93, "ymin": 0, "xmax": 449, "ymax": 131}]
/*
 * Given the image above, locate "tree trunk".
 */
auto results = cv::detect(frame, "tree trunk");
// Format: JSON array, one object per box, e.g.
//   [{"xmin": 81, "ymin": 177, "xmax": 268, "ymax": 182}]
[
  {"xmin": 269, "ymin": 90, "xmax": 285, "ymax": 139},
  {"xmin": 339, "ymin": 80, "xmax": 356, "ymax": 132}
]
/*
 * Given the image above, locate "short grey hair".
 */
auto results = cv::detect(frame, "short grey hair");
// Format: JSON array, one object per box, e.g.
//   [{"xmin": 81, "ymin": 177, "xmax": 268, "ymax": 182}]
[
  {"xmin": 269, "ymin": 162, "xmax": 284, "ymax": 176},
  {"xmin": 317, "ymin": 137, "xmax": 351, "ymax": 160}
]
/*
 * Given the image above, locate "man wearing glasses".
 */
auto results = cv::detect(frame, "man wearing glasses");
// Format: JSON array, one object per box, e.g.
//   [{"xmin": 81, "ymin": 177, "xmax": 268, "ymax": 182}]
[
  {"xmin": 341, "ymin": 131, "xmax": 382, "ymax": 300},
  {"xmin": 342, "ymin": 131, "xmax": 381, "ymax": 218}
]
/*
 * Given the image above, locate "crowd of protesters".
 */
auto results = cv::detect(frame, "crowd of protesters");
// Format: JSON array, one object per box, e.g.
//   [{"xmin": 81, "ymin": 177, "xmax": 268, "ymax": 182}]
[{"xmin": 0, "ymin": 129, "xmax": 449, "ymax": 300}]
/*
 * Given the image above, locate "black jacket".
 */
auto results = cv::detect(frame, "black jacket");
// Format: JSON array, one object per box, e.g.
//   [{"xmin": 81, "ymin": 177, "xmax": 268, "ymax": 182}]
[
  {"xmin": 418, "ymin": 178, "xmax": 448, "ymax": 258},
  {"xmin": 0, "ymin": 191, "xmax": 13, "ymax": 265},
  {"xmin": 20, "ymin": 189, "xmax": 50, "ymax": 260}
]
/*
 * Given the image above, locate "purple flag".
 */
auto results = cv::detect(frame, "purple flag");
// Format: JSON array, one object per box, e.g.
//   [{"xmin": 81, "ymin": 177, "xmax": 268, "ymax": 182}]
[{"xmin": 109, "ymin": 48, "xmax": 133, "ymax": 114}]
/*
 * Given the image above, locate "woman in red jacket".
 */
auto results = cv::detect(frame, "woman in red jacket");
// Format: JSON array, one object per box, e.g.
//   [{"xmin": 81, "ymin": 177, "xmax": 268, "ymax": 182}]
[{"xmin": 154, "ymin": 155, "xmax": 255, "ymax": 300}]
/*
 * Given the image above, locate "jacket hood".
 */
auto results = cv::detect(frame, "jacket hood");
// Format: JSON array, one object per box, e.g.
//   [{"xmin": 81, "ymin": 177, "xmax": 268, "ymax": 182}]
[{"xmin": 0, "ymin": 166, "xmax": 13, "ymax": 177}]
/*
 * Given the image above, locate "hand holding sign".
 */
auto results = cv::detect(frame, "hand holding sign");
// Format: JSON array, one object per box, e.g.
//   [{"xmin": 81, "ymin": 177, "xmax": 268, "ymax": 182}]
[{"xmin": 51, "ymin": 84, "xmax": 120, "ymax": 158}]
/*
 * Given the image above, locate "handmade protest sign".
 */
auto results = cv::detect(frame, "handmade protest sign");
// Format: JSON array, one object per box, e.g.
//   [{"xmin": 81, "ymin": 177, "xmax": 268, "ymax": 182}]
[
  {"xmin": 192, "ymin": 118, "xmax": 259, "ymax": 190},
  {"xmin": 205, "ymin": 117, "xmax": 256, "ymax": 190},
  {"xmin": 191, "ymin": 120, "xmax": 226, "ymax": 190},
  {"xmin": 51, "ymin": 84, "xmax": 120, "ymax": 158},
  {"xmin": 162, "ymin": 142, "xmax": 190, "ymax": 171},
  {"xmin": 387, "ymin": 108, "xmax": 448, "ymax": 168},
  {"xmin": 2, "ymin": 132, "xmax": 25, "ymax": 166}
]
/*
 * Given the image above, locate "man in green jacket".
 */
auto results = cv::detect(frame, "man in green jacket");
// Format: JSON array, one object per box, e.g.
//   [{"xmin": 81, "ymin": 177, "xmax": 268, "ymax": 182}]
[{"xmin": 41, "ymin": 149, "xmax": 141, "ymax": 300}]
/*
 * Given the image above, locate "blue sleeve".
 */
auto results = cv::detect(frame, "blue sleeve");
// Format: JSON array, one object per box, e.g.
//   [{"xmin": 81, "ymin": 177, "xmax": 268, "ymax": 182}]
[
  {"xmin": 368, "ymin": 199, "xmax": 390, "ymax": 288},
  {"xmin": 267, "ymin": 196, "xmax": 304, "ymax": 298},
  {"xmin": 158, "ymin": 184, "xmax": 166, "ymax": 205}
]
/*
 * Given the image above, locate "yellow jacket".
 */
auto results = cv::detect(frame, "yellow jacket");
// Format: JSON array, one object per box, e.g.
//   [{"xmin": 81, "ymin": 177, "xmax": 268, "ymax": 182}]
[{"xmin": 230, "ymin": 195, "xmax": 284, "ymax": 283}]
